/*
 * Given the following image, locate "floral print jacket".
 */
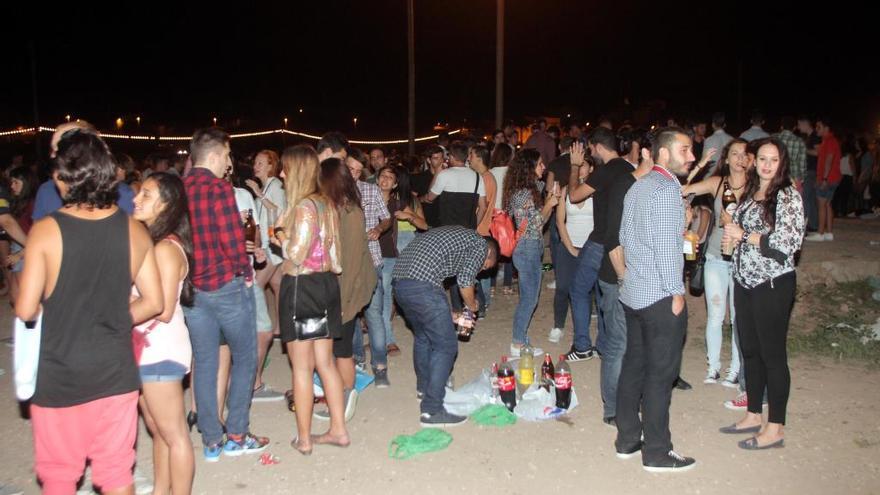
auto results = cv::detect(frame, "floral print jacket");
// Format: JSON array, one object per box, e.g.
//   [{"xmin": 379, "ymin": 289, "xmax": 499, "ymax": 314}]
[{"xmin": 732, "ymin": 186, "xmax": 805, "ymax": 289}]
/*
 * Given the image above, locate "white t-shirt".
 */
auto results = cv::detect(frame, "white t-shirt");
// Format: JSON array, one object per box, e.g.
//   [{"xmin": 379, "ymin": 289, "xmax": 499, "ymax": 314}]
[
  {"xmin": 256, "ymin": 177, "xmax": 286, "ymax": 263},
  {"xmin": 430, "ymin": 166, "xmax": 486, "ymax": 197},
  {"xmin": 840, "ymin": 156, "xmax": 853, "ymax": 176},
  {"xmin": 489, "ymin": 166, "xmax": 509, "ymax": 210}
]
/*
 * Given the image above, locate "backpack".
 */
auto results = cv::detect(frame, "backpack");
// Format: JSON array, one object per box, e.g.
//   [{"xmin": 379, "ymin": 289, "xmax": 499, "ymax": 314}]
[{"xmin": 489, "ymin": 208, "xmax": 526, "ymax": 258}]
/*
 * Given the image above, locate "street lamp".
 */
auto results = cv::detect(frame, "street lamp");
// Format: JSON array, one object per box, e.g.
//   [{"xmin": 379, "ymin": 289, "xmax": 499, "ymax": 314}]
[
  {"xmin": 136, "ymin": 116, "xmax": 141, "ymax": 126},
  {"xmin": 65, "ymin": 114, "xmax": 71, "ymax": 122},
  {"xmin": 353, "ymin": 117, "xmax": 358, "ymax": 128},
  {"xmin": 299, "ymin": 108, "xmax": 303, "ymax": 114},
  {"xmin": 284, "ymin": 117, "xmax": 288, "ymax": 127},
  {"xmin": 116, "ymin": 117, "xmax": 123, "ymax": 129},
  {"xmin": 213, "ymin": 117, "xmax": 218, "ymax": 126}
]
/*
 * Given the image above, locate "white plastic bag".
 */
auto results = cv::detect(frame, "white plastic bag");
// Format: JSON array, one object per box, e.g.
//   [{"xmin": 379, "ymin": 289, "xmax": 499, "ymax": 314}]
[
  {"xmin": 14, "ymin": 314, "xmax": 42, "ymax": 401},
  {"xmin": 443, "ymin": 367, "xmax": 496, "ymax": 416},
  {"xmin": 514, "ymin": 384, "xmax": 579, "ymax": 421}
]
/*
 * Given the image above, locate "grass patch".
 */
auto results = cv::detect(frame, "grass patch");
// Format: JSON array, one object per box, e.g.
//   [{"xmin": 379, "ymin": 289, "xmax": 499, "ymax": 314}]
[{"xmin": 789, "ymin": 279, "xmax": 880, "ymax": 367}]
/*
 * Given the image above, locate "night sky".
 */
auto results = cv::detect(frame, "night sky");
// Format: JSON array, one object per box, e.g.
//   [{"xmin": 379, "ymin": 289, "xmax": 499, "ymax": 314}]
[{"xmin": 3, "ymin": 1, "xmax": 877, "ymax": 142}]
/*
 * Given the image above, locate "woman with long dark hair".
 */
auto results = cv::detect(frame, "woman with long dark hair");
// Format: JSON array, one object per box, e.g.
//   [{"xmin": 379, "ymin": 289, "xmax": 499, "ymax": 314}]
[
  {"xmin": 720, "ymin": 137, "xmax": 805, "ymax": 449},
  {"xmin": 503, "ymin": 148, "xmax": 559, "ymax": 357},
  {"xmin": 4, "ymin": 165, "xmax": 37, "ymax": 301},
  {"xmin": 273, "ymin": 145, "xmax": 348, "ymax": 454},
  {"xmin": 315, "ymin": 157, "xmax": 376, "ymax": 421},
  {"xmin": 683, "ymin": 138, "xmax": 749, "ymax": 389},
  {"xmin": 376, "ymin": 165, "xmax": 427, "ymax": 355},
  {"xmin": 132, "ymin": 172, "xmax": 195, "ymax": 494}
]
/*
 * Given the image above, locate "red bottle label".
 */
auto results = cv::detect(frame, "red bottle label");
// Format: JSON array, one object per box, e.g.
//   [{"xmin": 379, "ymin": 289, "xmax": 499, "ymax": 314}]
[
  {"xmin": 498, "ymin": 375, "xmax": 516, "ymax": 392},
  {"xmin": 555, "ymin": 373, "xmax": 572, "ymax": 390}
]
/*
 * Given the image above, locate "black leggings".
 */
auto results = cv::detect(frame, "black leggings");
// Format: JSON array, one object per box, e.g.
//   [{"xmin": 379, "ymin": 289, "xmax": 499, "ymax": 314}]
[{"xmin": 734, "ymin": 272, "xmax": 795, "ymax": 424}]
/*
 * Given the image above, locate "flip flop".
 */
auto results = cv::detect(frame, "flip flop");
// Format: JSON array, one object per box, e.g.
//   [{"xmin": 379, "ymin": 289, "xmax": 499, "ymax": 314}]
[
  {"xmin": 719, "ymin": 423, "xmax": 761, "ymax": 434},
  {"xmin": 738, "ymin": 437, "xmax": 784, "ymax": 450}
]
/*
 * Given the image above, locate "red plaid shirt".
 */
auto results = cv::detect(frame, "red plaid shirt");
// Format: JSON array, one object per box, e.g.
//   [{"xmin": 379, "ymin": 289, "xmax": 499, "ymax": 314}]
[{"xmin": 184, "ymin": 167, "xmax": 252, "ymax": 291}]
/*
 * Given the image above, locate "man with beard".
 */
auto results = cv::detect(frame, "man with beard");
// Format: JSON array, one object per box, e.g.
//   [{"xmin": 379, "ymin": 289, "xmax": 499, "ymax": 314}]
[{"xmin": 615, "ymin": 127, "xmax": 696, "ymax": 472}]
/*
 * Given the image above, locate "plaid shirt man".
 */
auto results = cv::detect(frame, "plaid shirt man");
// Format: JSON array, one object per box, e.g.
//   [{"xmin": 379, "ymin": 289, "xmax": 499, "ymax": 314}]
[
  {"xmin": 774, "ymin": 130, "xmax": 807, "ymax": 183},
  {"xmin": 393, "ymin": 226, "xmax": 487, "ymax": 288},
  {"xmin": 357, "ymin": 180, "xmax": 391, "ymax": 267},
  {"xmin": 184, "ymin": 167, "xmax": 252, "ymax": 291},
  {"xmin": 619, "ymin": 169, "xmax": 685, "ymax": 310}
]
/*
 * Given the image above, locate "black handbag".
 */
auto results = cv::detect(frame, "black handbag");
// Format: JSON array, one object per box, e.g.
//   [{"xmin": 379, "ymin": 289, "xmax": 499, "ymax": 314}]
[{"xmin": 291, "ymin": 274, "xmax": 330, "ymax": 341}]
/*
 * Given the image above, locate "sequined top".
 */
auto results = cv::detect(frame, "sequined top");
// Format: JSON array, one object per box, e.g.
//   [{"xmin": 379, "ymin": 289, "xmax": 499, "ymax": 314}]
[{"xmin": 282, "ymin": 196, "xmax": 342, "ymax": 276}]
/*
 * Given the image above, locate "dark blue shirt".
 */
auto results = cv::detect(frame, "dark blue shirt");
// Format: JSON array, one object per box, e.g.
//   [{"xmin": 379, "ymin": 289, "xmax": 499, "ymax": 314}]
[{"xmin": 32, "ymin": 180, "xmax": 134, "ymax": 221}]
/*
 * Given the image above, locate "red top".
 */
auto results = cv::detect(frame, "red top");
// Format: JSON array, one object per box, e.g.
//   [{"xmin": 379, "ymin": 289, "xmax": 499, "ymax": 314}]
[
  {"xmin": 184, "ymin": 168, "xmax": 252, "ymax": 291},
  {"xmin": 817, "ymin": 132, "xmax": 841, "ymax": 184}
]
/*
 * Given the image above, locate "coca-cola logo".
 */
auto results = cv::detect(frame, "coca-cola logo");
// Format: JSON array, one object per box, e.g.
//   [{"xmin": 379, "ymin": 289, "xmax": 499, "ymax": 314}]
[
  {"xmin": 498, "ymin": 376, "xmax": 516, "ymax": 392},
  {"xmin": 555, "ymin": 374, "xmax": 572, "ymax": 389}
]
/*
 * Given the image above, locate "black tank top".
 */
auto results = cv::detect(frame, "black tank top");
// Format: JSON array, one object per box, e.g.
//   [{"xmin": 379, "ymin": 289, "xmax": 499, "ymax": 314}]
[{"xmin": 33, "ymin": 209, "xmax": 140, "ymax": 407}]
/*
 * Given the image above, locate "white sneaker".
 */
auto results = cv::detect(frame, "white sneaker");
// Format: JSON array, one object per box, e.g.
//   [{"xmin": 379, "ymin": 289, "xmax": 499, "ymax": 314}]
[
  {"xmin": 509, "ymin": 343, "xmax": 544, "ymax": 358},
  {"xmin": 805, "ymin": 232, "xmax": 825, "ymax": 242},
  {"xmin": 546, "ymin": 280, "xmax": 557, "ymax": 289},
  {"xmin": 721, "ymin": 370, "xmax": 739, "ymax": 389},
  {"xmin": 548, "ymin": 327, "xmax": 564, "ymax": 343},
  {"xmin": 703, "ymin": 369, "xmax": 720, "ymax": 384},
  {"xmin": 823, "ymin": 232, "xmax": 834, "ymax": 241}
]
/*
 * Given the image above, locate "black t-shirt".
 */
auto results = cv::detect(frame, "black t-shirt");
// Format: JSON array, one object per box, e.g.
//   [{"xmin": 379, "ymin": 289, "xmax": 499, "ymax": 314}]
[
  {"xmin": 412, "ymin": 170, "xmax": 439, "ymax": 227},
  {"xmin": 599, "ymin": 172, "xmax": 637, "ymax": 283},
  {"xmin": 804, "ymin": 132, "xmax": 821, "ymax": 172},
  {"xmin": 547, "ymin": 154, "xmax": 571, "ymax": 188},
  {"xmin": 586, "ymin": 158, "xmax": 633, "ymax": 245}
]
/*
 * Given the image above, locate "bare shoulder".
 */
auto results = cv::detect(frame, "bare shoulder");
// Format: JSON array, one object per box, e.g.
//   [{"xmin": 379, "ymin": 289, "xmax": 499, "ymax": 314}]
[
  {"xmin": 128, "ymin": 217, "xmax": 153, "ymax": 249},
  {"xmin": 28, "ymin": 216, "xmax": 61, "ymax": 246}
]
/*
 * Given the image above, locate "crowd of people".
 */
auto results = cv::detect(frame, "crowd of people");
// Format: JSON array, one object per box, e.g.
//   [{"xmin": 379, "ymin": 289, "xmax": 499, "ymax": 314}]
[{"xmin": 3, "ymin": 109, "xmax": 878, "ymax": 493}]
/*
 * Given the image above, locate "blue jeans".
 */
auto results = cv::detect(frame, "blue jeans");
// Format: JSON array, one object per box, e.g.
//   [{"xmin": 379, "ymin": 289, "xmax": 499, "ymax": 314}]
[
  {"xmin": 381, "ymin": 258, "xmax": 397, "ymax": 346},
  {"xmin": 512, "ymin": 238, "xmax": 544, "ymax": 345},
  {"xmin": 184, "ymin": 277, "xmax": 257, "ymax": 446},
  {"xmin": 803, "ymin": 170, "xmax": 819, "ymax": 230},
  {"xmin": 393, "ymin": 279, "xmax": 458, "ymax": 415},
  {"xmin": 548, "ymin": 211, "xmax": 560, "ymax": 272},
  {"xmin": 363, "ymin": 265, "xmax": 387, "ymax": 368},
  {"xmin": 479, "ymin": 276, "xmax": 492, "ymax": 310},
  {"xmin": 704, "ymin": 254, "xmax": 740, "ymax": 374},
  {"xmin": 597, "ymin": 280, "xmax": 627, "ymax": 419},
  {"xmin": 570, "ymin": 240, "xmax": 604, "ymax": 351},
  {"xmin": 553, "ymin": 244, "xmax": 580, "ymax": 328}
]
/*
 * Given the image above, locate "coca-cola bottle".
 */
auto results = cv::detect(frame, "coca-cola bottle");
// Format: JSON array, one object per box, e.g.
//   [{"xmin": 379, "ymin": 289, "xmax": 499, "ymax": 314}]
[
  {"xmin": 498, "ymin": 356, "xmax": 517, "ymax": 411},
  {"xmin": 554, "ymin": 354, "xmax": 572, "ymax": 409},
  {"xmin": 540, "ymin": 354, "xmax": 555, "ymax": 392}
]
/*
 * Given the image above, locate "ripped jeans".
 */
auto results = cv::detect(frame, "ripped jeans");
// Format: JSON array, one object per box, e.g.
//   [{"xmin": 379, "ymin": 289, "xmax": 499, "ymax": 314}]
[{"xmin": 704, "ymin": 254, "xmax": 740, "ymax": 375}]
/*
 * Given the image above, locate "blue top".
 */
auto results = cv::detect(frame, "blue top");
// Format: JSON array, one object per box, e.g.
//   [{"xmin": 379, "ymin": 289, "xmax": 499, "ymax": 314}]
[
  {"xmin": 619, "ymin": 168, "xmax": 685, "ymax": 310},
  {"xmin": 32, "ymin": 180, "xmax": 134, "ymax": 221}
]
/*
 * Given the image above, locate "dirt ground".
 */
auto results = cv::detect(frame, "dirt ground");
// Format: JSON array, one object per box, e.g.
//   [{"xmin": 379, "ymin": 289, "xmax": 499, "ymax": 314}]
[{"xmin": 1, "ymin": 219, "xmax": 879, "ymax": 494}]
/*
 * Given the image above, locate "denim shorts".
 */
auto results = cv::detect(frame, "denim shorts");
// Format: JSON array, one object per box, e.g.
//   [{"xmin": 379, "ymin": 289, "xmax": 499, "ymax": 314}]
[
  {"xmin": 816, "ymin": 181, "xmax": 840, "ymax": 200},
  {"xmin": 139, "ymin": 360, "xmax": 188, "ymax": 382}
]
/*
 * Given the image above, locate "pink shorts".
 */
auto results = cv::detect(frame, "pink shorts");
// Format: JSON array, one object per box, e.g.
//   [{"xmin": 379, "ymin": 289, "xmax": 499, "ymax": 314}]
[{"xmin": 31, "ymin": 391, "xmax": 139, "ymax": 495}]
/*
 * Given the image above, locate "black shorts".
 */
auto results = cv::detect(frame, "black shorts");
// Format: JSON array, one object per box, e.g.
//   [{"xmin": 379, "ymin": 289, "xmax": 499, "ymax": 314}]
[
  {"xmin": 279, "ymin": 272, "xmax": 342, "ymax": 343},
  {"xmin": 333, "ymin": 319, "xmax": 356, "ymax": 358}
]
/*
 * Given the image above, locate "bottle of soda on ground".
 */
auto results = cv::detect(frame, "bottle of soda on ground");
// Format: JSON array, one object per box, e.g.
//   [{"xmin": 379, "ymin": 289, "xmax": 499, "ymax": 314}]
[
  {"xmin": 518, "ymin": 345, "xmax": 535, "ymax": 386},
  {"xmin": 555, "ymin": 354, "xmax": 572, "ymax": 409},
  {"xmin": 541, "ymin": 354, "xmax": 555, "ymax": 392},
  {"xmin": 490, "ymin": 362, "xmax": 499, "ymax": 399},
  {"xmin": 498, "ymin": 356, "xmax": 517, "ymax": 411}
]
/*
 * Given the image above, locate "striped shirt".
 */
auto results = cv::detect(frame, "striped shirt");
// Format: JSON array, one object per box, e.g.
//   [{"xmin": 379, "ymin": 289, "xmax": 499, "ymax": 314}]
[{"xmin": 619, "ymin": 168, "xmax": 685, "ymax": 309}]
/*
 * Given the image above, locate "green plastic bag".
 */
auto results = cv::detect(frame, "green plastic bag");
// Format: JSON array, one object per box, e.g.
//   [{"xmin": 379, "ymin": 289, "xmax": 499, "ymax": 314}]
[
  {"xmin": 471, "ymin": 404, "xmax": 517, "ymax": 426},
  {"xmin": 389, "ymin": 429, "xmax": 453, "ymax": 460}
]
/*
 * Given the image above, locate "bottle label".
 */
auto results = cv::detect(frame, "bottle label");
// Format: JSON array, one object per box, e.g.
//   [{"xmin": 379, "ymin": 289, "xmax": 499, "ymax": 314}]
[
  {"xmin": 519, "ymin": 368, "xmax": 534, "ymax": 385},
  {"xmin": 555, "ymin": 373, "xmax": 572, "ymax": 390},
  {"xmin": 498, "ymin": 375, "xmax": 516, "ymax": 392}
]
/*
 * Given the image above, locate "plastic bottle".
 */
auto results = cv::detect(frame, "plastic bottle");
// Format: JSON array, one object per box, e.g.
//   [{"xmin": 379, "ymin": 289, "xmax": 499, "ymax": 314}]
[
  {"xmin": 518, "ymin": 345, "xmax": 534, "ymax": 386},
  {"xmin": 498, "ymin": 356, "xmax": 517, "ymax": 411},
  {"xmin": 540, "ymin": 354, "xmax": 555, "ymax": 392},
  {"xmin": 554, "ymin": 354, "xmax": 572, "ymax": 409},
  {"xmin": 490, "ymin": 362, "xmax": 499, "ymax": 399}
]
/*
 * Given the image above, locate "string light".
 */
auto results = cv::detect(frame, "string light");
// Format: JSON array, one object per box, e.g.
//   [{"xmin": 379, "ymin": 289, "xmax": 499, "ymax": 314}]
[{"xmin": 1, "ymin": 125, "xmax": 462, "ymax": 145}]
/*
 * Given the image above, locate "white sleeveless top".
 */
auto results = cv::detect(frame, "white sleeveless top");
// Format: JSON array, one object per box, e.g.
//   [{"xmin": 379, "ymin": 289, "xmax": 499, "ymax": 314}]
[{"xmin": 565, "ymin": 195, "xmax": 594, "ymax": 248}]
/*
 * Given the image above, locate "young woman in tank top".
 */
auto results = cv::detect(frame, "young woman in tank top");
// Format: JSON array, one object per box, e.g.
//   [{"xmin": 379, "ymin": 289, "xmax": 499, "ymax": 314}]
[
  {"xmin": 682, "ymin": 138, "xmax": 750, "ymax": 390},
  {"xmin": 132, "ymin": 172, "xmax": 196, "ymax": 494}
]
